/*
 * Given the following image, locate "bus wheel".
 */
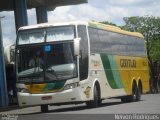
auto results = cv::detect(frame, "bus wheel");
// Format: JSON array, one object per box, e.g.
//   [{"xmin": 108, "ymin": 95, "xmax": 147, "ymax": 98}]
[
  {"xmin": 86, "ymin": 85, "xmax": 100, "ymax": 108},
  {"xmin": 41, "ymin": 105, "xmax": 49, "ymax": 113},
  {"xmin": 136, "ymin": 85, "xmax": 141, "ymax": 101},
  {"xmin": 131, "ymin": 83, "xmax": 137, "ymax": 102}
]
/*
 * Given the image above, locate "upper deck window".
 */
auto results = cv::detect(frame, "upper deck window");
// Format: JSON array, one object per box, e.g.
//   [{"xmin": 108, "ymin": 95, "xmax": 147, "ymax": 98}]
[
  {"xmin": 17, "ymin": 26, "xmax": 75, "ymax": 45},
  {"xmin": 47, "ymin": 26, "xmax": 74, "ymax": 42},
  {"xmin": 18, "ymin": 29, "xmax": 45, "ymax": 45}
]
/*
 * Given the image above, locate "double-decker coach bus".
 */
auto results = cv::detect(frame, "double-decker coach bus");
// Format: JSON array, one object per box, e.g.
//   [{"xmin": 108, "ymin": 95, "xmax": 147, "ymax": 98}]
[{"xmin": 15, "ymin": 21, "xmax": 150, "ymax": 112}]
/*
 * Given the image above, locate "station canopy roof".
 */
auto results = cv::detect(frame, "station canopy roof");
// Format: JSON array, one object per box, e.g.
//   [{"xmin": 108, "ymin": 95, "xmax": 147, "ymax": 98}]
[{"xmin": 0, "ymin": 0, "xmax": 87, "ymax": 11}]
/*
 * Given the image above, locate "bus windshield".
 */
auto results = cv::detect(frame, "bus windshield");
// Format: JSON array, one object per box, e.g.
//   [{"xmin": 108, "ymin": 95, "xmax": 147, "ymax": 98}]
[{"xmin": 16, "ymin": 26, "xmax": 77, "ymax": 83}]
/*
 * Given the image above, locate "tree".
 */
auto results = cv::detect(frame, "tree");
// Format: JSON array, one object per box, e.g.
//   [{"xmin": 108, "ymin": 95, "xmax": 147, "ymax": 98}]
[
  {"xmin": 122, "ymin": 16, "xmax": 160, "ymax": 92},
  {"xmin": 100, "ymin": 21, "xmax": 117, "ymax": 26}
]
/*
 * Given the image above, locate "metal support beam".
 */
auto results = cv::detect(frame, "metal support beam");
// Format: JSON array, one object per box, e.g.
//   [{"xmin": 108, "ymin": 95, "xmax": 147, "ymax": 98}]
[
  {"xmin": 0, "ymin": 16, "xmax": 7, "ymax": 111},
  {"xmin": 13, "ymin": 0, "xmax": 28, "ymax": 32},
  {"xmin": 36, "ymin": 6, "xmax": 48, "ymax": 23}
]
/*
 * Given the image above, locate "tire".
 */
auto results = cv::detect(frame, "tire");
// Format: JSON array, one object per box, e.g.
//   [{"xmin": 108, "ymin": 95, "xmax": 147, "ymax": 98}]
[
  {"xmin": 130, "ymin": 83, "xmax": 137, "ymax": 102},
  {"xmin": 86, "ymin": 85, "xmax": 100, "ymax": 108},
  {"xmin": 41, "ymin": 105, "xmax": 49, "ymax": 113},
  {"xmin": 121, "ymin": 83, "xmax": 140, "ymax": 103},
  {"xmin": 136, "ymin": 85, "xmax": 141, "ymax": 101}
]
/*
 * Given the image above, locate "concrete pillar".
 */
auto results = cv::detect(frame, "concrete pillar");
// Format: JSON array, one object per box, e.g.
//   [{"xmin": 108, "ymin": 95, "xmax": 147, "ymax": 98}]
[
  {"xmin": 0, "ymin": 17, "xmax": 7, "ymax": 111},
  {"xmin": 36, "ymin": 6, "xmax": 48, "ymax": 24},
  {"xmin": 13, "ymin": 0, "xmax": 28, "ymax": 32}
]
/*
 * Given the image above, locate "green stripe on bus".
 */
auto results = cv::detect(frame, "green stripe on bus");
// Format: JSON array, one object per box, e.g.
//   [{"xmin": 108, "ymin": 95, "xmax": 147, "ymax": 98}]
[
  {"xmin": 43, "ymin": 81, "xmax": 65, "ymax": 92},
  {"xmin": 108, "ymin": 55, "xmax": 124, "ymax": 88},
  {"xmin": 100, "ymin": 53, "xmax": 119, "ymax": 89}
]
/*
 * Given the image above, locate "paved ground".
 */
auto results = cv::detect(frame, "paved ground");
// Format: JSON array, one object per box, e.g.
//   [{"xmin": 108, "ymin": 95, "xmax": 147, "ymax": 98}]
[{"xmin": 0, "ymin": 94, "xmax": 160, "ymax": 120}]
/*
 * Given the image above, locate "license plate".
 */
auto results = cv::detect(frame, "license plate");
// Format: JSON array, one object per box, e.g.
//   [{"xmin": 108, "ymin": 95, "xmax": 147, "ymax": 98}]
[{"xmin": 41, "ymin": 96, "xmax": 52, "ymax": 100}]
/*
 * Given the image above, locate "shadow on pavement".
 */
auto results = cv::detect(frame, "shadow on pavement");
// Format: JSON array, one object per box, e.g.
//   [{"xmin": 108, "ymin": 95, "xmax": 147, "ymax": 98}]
[{"xmin": 19, "ymin": 99, "xmax": 145, "ymax": 115}]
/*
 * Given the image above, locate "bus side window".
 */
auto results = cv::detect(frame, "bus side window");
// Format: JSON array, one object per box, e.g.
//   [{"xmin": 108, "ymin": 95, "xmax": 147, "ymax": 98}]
[{"xmin": 78, "ymin": 25, "xmax": 89, "ymax": 80}]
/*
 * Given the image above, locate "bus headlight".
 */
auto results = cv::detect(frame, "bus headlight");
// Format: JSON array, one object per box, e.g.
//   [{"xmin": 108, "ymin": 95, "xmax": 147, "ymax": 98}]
[
  {"xmin": 17, "ymin": 88, "xmax": 30, "ymax": 93},
  {"xmin": 64, "ymin": 82, "xmax": 79, "ymax": 90}
]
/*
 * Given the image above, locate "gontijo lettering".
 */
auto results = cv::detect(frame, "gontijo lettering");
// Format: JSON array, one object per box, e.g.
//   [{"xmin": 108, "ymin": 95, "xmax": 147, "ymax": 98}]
[{"xmin": 120, "ymin": 59, "xmax": 136, "ymax": 68}]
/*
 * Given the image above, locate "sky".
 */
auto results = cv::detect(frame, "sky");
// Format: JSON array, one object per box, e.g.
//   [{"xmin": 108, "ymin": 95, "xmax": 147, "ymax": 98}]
[{"xmin": 0, "ymin": 0, "xmax": 160, "ymax": 46}]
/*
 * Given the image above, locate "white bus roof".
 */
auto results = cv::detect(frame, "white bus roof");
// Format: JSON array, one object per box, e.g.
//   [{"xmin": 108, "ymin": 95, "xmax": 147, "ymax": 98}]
[
  {"xmin": 18, "ymin": 20, "xmax": 144, "ymax": 38},
  {"xmin": 18, "ymin": 21, "xmax": 88, "ymax": 30}
]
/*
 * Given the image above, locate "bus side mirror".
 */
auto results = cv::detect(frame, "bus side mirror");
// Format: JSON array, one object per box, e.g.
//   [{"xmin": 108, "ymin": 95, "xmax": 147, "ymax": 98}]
[{"xmin": 74, "ymin": 38, "xmax": 81, "ymax": 56}]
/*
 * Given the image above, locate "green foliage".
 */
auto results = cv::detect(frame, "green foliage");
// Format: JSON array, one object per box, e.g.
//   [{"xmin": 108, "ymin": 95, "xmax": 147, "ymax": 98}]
[
  {"xmin": 100, "ymin": 21, "xmax": 117, "ymax": 26},
  {"xmin": 122, "ymin": 16, "xmax": 160, "ymax": 87}
]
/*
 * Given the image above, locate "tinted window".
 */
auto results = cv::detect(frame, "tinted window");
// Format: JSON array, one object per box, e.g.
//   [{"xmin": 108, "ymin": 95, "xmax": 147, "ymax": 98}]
[
  {"xmin": 88, "ymin": 28, "xmax": 100, "ymax": 53},
  {"xmin": 89, "ymin": 27, "xmax": 146, "ymax": 57},
  {"xmin": 78, "ymin": 25, "xmax": 89, "ymax": 80}
]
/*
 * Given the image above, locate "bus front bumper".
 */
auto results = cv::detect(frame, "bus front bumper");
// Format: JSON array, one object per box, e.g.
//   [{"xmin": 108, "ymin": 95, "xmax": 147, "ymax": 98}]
[{"xmin": 17, "ymin": 87, "xmax": 85, "ymax": 107}]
